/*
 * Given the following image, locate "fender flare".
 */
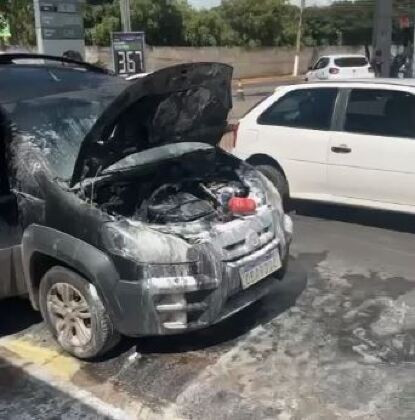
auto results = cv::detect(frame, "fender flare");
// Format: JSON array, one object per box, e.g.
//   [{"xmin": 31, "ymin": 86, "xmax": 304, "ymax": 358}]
[{"xmin": 22, "ymin": 224, "xmax": 122, "ymax": 321}]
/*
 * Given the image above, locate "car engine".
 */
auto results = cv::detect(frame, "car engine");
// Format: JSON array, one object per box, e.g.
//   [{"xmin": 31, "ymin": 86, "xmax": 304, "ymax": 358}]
[{"xmin": 80, "ymin": 147, "xmax": 262, "ymax": 226}]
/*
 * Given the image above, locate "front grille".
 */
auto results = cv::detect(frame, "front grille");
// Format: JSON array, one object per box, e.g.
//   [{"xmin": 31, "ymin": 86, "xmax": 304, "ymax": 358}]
[
  {"xmin": 212, "ymin": 207, "xmax": 276, "ymax": 262},
  {"xmin": 222, "ymin": 225, "xmax": 274, "ymax": 262}
]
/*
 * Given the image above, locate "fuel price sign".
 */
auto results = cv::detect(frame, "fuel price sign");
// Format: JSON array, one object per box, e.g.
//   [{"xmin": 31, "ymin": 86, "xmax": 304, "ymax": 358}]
[{"xmin": 112, "ymin": 32, "xmax": 146, "ymax": 76}]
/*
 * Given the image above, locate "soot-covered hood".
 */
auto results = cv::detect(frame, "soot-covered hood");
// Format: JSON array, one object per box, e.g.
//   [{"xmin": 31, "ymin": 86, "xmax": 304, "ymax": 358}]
[{"xmin": 70, "ymin": 63, "xmax": 233, "ymax": 186}]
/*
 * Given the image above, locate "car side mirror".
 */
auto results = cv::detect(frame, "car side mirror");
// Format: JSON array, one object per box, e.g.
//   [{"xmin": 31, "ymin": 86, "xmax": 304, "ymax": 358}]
[{"xmin": 308, "ymin": 66, "xmax": 313, "ymax": 71}]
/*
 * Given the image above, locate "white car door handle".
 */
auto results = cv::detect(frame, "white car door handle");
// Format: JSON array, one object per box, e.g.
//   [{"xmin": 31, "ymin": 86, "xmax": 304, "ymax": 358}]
[{"xmin": 331, "ymin": 144, "xmax": 352, "ymax": 154}]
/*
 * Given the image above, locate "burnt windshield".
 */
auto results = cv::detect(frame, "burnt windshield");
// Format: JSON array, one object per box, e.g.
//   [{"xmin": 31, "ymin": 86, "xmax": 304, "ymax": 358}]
[
  {"xmin": 0, "ymin": 65, "xmax": 118, "ymax": 103},
  {"xmin": 4, "ymin": 80, "xmax": 127, "ymax": 180}
]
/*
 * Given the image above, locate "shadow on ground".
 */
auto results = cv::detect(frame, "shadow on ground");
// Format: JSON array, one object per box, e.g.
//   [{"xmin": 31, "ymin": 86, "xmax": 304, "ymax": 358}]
[
  {"xmin": 293, "ymin": 200, "xmax": 415, "ymax": 234},
  {"xmin": 0, "ymin": 298, "xmax": 41, "ymax": 338}
]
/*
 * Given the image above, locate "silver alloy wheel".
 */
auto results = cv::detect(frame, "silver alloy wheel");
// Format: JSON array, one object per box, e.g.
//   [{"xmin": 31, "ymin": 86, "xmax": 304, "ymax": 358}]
[{"xmin": 46, "ymin": 283, "xmax": 92, "ymax": 348}]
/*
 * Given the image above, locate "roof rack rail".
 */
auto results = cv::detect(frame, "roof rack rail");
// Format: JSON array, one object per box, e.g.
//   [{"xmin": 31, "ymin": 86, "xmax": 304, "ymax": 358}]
[{"xmin": 0, "ymin": 53, "xmax": 112, "ymax": 75}]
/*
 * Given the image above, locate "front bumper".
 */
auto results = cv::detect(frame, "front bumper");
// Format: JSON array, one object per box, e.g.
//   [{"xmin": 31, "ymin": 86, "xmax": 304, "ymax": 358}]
[{"xmin": 113, "ymin": 238, "xmax": 288, "ymax": 337}]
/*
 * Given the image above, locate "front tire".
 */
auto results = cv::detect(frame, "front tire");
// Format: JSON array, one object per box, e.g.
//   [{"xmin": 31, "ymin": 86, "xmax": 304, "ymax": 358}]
[
  {"xmin": 39, "ymin": 266, "xmax": 120, "ymax": 360},
  {"xmin": 255, "ymin": 164, "xmax": 289, "ymax": 209}
]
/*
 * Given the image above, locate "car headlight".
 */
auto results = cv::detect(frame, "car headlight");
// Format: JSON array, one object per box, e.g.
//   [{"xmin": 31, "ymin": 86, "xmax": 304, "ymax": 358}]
[
  {"xmin": 101, "ymin": 223, "xmax": 140, "ymax": 261},
  {"xmin": 259, "ymin": 173, "xmax": 284, "ymax": 213},
  {"xmin": 101, "ymin": 222, "xmax": 200, "ymax": 278}
]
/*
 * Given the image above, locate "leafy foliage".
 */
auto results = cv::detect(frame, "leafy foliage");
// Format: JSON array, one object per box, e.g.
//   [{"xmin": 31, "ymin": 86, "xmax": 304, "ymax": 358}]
[
  {"xmin": 84, "ymin": 0, "xmax": 377, "ymax": 47},
  {"xmin": 303, "ymin": 2, "xmax": 374, "ymax": 47},
  {"xmin": 0, "ymin": 0, "xmax": 393, "ymax": 49},
  {"xmin": 0, "ymin": 0, "xmax": 35, "ymax": 46},
  {"xmin": 84, "ymin": 2, "xmax": 121, "ymax": 46},
  {"xmin": 220, "ymin": 0, "xmax": 298, "ymax": 47}
]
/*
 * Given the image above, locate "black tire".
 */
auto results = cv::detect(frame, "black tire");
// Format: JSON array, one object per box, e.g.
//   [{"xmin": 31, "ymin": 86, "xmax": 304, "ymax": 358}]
[
  {"xmin": 39, "ymin": 266, "xmax": 120, "ymax": 360},
  {"xmin": 255, "ymin": 164, "xmax": 289, "ymax": 209}
]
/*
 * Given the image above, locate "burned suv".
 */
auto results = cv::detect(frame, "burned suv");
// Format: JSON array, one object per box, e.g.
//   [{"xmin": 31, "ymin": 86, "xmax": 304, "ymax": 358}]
[{"xmin": 0, "ymin": 55, "xmax": 292, "ymax": 359}]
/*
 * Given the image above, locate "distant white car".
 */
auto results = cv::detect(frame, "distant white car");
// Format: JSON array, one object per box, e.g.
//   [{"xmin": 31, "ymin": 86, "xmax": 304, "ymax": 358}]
[
  {"xmin": 305, "ymin": 55, "xmax": 375, "ymax": 81},
  {"xmin": 233, "ymin": 79, "xmax": 415, "ymax": 214}
]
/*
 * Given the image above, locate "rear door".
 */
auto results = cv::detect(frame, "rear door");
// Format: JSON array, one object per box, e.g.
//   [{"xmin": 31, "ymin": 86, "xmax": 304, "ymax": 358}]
[
  {"xmin": 328, "ymin": 87, "xmax": 415, "ymax": 206},
  {"xmin": 254, "ymin": 87, "xmax": 339, "ymax": 198},
  {"xmin": 310, "ymin": 58, "xmax": 330, "ymax": 81}
]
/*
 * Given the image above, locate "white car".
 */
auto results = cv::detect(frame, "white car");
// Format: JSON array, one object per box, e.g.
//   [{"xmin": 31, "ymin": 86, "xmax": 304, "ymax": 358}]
[
  {"xmin": 233, "ymin": 79, "xmax": 415, "ymax": 214},
  {"xmin": 305, "ymin": 55, "xmax": 375, "ymax": 81}
]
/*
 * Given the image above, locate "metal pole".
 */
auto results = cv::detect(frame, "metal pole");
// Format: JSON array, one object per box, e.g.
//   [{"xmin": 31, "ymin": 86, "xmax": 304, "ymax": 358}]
[
  {"xmin": 293, "ymin": 0, "xmax": 305, "ymax": 77},
  {"xmin": 120, "ymin": 0, "xmax": 131, "ymax": 32},
  {"xmin": 372, "ymin": 0, "xmax": 393, "ymax": 77}
]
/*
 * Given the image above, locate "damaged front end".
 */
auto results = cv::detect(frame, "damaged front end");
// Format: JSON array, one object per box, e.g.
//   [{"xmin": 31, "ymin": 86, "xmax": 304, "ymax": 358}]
[
  {"xmin": 74, "ymin": 143, "xmax": 292, "ymax": 335},
  {"xmin": 8, "ymin": 62, "xmax": 292, "ymax": 337}
]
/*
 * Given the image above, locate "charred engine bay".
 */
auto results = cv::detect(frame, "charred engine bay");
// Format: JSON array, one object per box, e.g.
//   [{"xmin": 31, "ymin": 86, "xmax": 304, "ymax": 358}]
[{"xmin": 77, "ymin": 147, "xmax": 257, "ymax": 226}]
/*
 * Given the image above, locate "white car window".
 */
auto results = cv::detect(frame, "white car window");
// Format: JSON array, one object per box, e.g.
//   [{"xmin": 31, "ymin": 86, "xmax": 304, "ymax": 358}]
[
  {"xmin": 334, "ymin": 57, "xmax": 368, "ymax": 67},
  {"xmin": 257, "ymin": 88, "xmax": 338, "ymax": 131},
  {"xmin": 313, "ymin": 58, "xmax": 329, "ymax": 70},
  {"xmin": 344, "ymin": 89, "xmax": 415, "ymax": 139}
]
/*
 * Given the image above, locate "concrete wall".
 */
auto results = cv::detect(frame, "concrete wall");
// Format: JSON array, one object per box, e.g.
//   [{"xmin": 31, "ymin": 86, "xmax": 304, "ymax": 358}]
[{"xmin": 87, "ymin": 45, "xmax": 366, "ymax": 79}]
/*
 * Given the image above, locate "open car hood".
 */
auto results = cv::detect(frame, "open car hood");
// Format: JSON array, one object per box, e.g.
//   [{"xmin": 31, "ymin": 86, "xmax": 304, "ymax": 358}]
[{"xmin": 70, "ymin": 63, "xmax": 233, "ymax": 186}]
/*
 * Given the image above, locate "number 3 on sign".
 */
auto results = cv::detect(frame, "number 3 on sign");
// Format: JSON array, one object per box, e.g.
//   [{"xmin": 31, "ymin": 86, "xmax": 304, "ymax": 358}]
[{"xmin": 117, "ymin": 51, "xmax": 127, "ymax": 74}]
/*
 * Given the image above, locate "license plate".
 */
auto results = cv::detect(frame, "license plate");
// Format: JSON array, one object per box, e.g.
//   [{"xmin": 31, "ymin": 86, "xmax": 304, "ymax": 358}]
[{"xmin": 240, "ymin": 251, "xmax": 281, "ymax": 290}]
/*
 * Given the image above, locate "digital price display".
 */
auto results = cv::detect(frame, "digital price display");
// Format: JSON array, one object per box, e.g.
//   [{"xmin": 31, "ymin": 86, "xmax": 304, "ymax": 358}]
[{"xmin": 112, "ymin": 32, "xmax": 146, "ymax": 76}]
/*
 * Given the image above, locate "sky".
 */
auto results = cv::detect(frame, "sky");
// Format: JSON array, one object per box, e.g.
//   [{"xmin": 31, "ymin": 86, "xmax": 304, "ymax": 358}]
[{"xmin": 188, "ymin": 0, "xmax": 331, "ymax": 9}]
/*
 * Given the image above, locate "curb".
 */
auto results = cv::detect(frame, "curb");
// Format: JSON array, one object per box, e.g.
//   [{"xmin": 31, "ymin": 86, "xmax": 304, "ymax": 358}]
[{"xmin": 0, "ymin": 337, "xmax": 184, "ymax": 420}]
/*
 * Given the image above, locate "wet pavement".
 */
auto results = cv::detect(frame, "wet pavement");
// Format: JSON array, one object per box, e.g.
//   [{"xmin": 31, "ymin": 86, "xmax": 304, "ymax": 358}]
[{"xmin": 1, "ymin": 202, "xmax": 415, "ymax": 419}]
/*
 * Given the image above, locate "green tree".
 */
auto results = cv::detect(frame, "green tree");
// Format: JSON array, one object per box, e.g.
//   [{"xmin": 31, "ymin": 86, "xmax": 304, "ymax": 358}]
[
  {"xmin": 219, "ymin": 0, "xmax": 297, "ymax": 47},
  {"xmin": 85, "ymin": 2, "xmax": 121, "ymax": 46},
  {"xmin": 0, "ymin": 0, "xmax": 35, "ymax": 46},
  {"xmin": 0, "ymin": 13, "xmax": 7, "ymax": 33},
  {"xmin": 130, "ymin": 0, "xmax": 187, "ymax": 46},
  {"xmin": 183, "ymin": 8, "xmax": 235, "ymax": 46},
  {"xmin": 303, "ymin": 1, "xmax": 374, "ymax": 47}
]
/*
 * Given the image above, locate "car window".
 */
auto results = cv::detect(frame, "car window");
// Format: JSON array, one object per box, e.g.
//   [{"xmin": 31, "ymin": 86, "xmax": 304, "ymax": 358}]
[
  {"xmin": 5, "ymin": 82, "xmax": 127, "ymax": 180},
  {"xmin": 334, "ymin": 57, "xmax": 368, "ymax": 67},
  {"xmin": 258, "ymin": 88, "xmax": 338, "ymax": 131},
  {"xmin": 0, "ymin": 66, "xmax": 125, "ymax": 104},
  {"xmin": 312, "ymin": 60, "xmax": 322, "ymax": 70},
  {"xmin": 313, "ymin": 58, "xmax": 329, "ymax": 70},
  {"xmin": 344, "ymin": 89, "xmax": 415, "ymax": 138}
]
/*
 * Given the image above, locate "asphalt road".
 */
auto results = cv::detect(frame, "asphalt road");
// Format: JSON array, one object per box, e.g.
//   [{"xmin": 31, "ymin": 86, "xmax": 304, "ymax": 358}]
[
  {"xmin": 1, "ymin": 201, "xmax": 415, "ymax": 419},
  {"xmin": 230, "ymin": 80, "xmax": 282, "ymax": 120}
]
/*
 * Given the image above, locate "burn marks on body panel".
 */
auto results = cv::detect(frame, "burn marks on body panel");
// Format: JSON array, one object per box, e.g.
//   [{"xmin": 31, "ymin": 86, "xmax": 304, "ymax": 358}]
[
  {"xmin": 71, "ymin": 63, "xmax": 233, "ymax": 186},
  {"xmin": 0, "ymin": 63, "xmax": 292, "ymax": 340}
]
